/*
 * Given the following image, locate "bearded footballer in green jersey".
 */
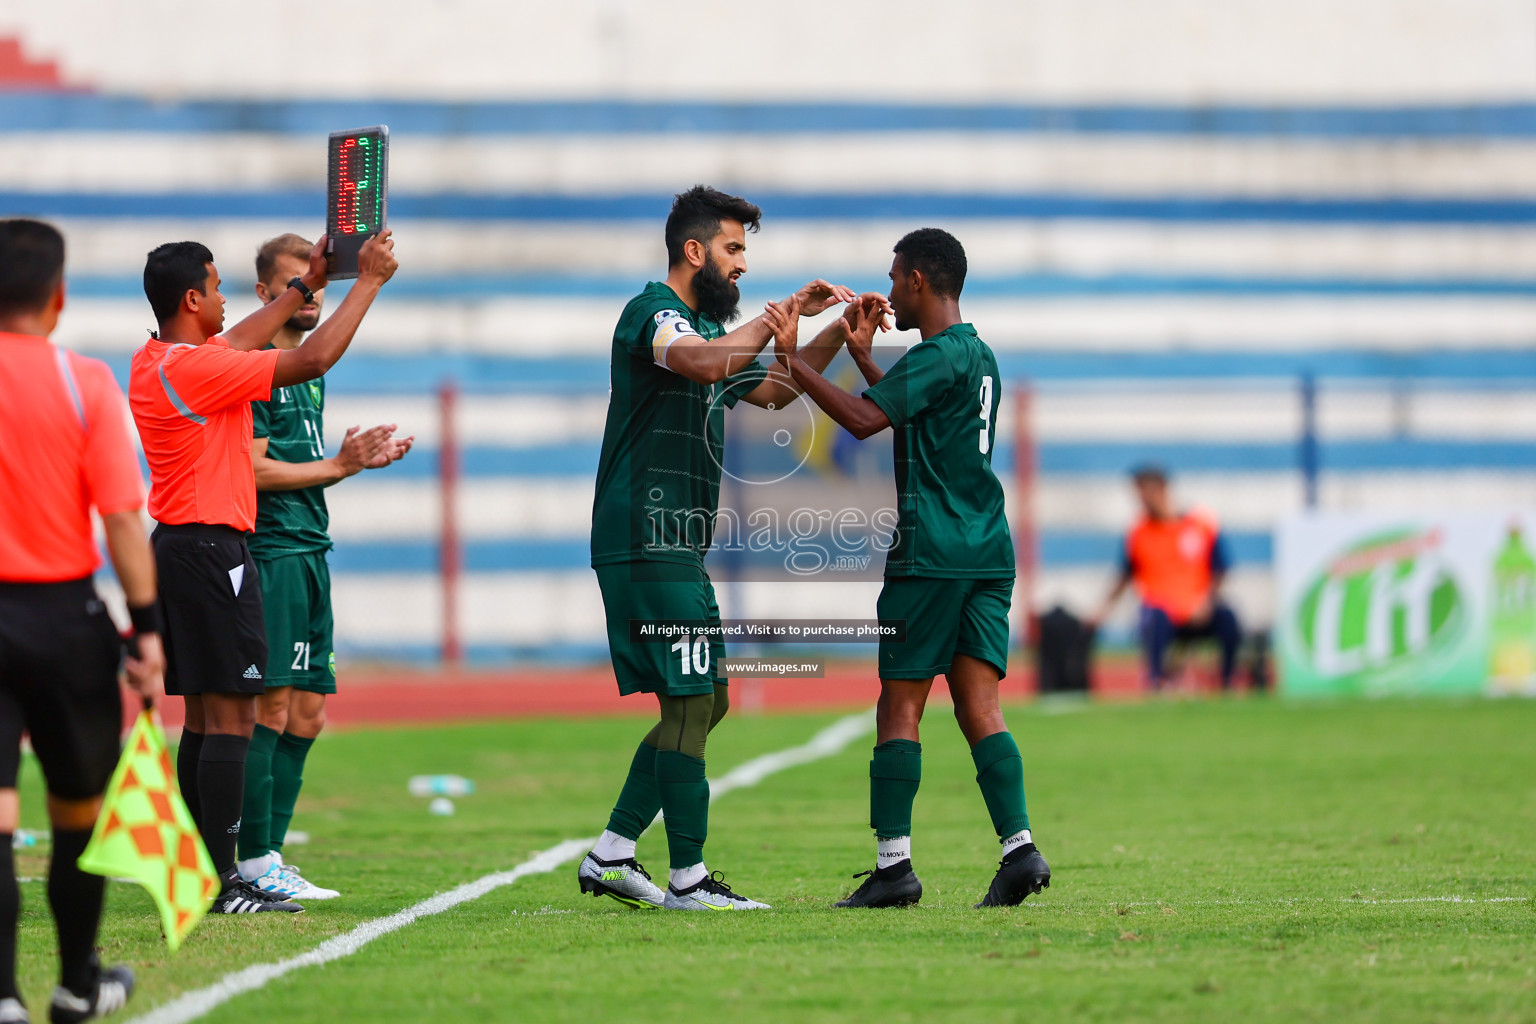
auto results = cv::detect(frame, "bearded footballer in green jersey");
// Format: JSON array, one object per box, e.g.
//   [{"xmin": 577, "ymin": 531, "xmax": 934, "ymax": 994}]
[
  {"xmin": 236, "ymin": 233, "xmax": 414, "ymax": 901},
  {"xmin": 765, "ymin": 228, "xmax": 1050, "ymax": 910},
  {"xmin": 580, "ymin": 186, "xmax": 886, "ymax": 912}
]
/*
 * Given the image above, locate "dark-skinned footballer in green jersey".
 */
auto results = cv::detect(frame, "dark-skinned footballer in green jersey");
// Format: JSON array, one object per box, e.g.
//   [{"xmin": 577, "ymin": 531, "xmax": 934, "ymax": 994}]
[
  {"xmin": 236, "ymin": 233, "xmax": 412, "ymax": 903},
  {"xmin": 764, "ymin": 228, "xmax": 1051, "ymax": 910},
  {"xmin": 581, "ymin": 185, "xmax": 889, "ymax": 911}
]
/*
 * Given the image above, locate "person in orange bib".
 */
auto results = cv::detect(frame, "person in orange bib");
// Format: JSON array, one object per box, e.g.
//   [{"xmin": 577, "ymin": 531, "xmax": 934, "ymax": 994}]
[
  {"xmin": 1088, "ymin": 464, "xmax": 1242, "ymax": 690},
  {"xmin": 129, "ymin": 230, "xmax": 397, "ymax": 915},
  {"xmin": 0, "ymin": 218, "xmax": 164, "ymax": 1023}
]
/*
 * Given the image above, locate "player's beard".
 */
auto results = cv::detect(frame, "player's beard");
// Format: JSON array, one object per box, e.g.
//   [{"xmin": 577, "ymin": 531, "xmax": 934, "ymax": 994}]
[
  {"xmin": 692, "ymin": 252, "xmax": 741, "ymax": 325},
  {"xmin": 284, "ymin": 309, "xmax": 321, "ymax": 333}
]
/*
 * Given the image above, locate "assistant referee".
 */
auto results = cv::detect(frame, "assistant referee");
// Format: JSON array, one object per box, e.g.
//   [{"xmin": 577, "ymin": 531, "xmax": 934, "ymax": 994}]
[
  {"xmin": 129, "ymin": 230, "xmax": 397, "ymax": 915},
  {"xmin": 0, "ymin": 219, "xmax": 164, "ymax": 1023}
]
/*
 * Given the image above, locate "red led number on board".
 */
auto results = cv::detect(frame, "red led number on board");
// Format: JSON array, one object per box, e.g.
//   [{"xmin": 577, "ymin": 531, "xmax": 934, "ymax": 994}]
[{"xmin": 338, "ymin": 138, "xmax": 358, "ymax": 234}]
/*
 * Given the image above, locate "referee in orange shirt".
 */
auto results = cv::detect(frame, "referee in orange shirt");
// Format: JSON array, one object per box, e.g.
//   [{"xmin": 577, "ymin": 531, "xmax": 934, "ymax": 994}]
[
  {"xmin": 129, "ymin": 230, "xmax": 397, "ymax": 914},
  {"xmin": 0, "ymin": 219, "xmax": 164, "ymax": 1022}
]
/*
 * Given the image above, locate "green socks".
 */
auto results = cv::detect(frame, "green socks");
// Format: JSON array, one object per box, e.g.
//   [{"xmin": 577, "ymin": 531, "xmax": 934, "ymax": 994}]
[
  {"xmin": 606, "ymin": 741, "xmax": 662, "ymax": 841},
  {"xmin": 237, "ymin": 724, "xmax": 280, "ymax": 861},
  {"xmin": 270, "ymin": 732, "xmax": 315, "ymax": 853},
  {"xmin": 971, "ymin": 731, "xmax": 1030, "ymax": 839},
  {"xmin": 869, "ymin": 739, "xmax": 922, "ymax": 839},
  {"xmin": 655, "ymin": 750, "xmax": 709, "ymax": 869}
]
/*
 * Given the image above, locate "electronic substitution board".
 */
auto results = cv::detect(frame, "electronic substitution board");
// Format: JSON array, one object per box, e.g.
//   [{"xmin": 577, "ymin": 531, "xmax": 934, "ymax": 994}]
[{"xmin": 326, "ymin": 125, "xmax": 389, "ymax": 279}]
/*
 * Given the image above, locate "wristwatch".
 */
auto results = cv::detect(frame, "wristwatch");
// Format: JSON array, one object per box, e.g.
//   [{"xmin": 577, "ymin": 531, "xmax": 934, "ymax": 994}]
[{"xmin": 288, "ymin": 276, "xmax": 315, "ymax": 302}]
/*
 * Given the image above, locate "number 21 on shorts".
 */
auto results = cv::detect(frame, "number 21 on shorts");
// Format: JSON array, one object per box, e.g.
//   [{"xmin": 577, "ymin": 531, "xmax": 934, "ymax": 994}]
[{"xmin": 670, "ymin": 634, "xmax": 710, "ymax": 676}]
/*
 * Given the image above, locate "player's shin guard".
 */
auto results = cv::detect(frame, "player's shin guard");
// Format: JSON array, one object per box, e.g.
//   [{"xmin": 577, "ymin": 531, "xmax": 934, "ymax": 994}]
[
  {"xmin": 655, "ymin": 750, "xmax": 709, "ymax": 870},
  {"xmin": 970, "ymin": 731, "xmax": 1030, "ymax": 840},
  {"xmin": 606, "ymin": 740, "xmax": 662, "ymax": 841},
  {"xmin": 0, "ymin": 835, "xmax": 16, "ymax": 999},
  {"xmin": 270, "ymin": 732, "xmax": 314, "ymax": 853},
  {"xmin": 869, "ymin": 740, "xmax": 922, "ymax": 841},
  {"xmin": 238, "ymin": 724, "xmax": 279, "ymax": 861},
  {"xmin": 198, "ymin": 733, "xmax": 249, "ymax": 874},
  {"xmin": 48, "ymin": 829, "xmax": 103, "ymax": 995},
  {"xmin": 177, "ymin": 730, "xmax": 204, "ymax": 832}
]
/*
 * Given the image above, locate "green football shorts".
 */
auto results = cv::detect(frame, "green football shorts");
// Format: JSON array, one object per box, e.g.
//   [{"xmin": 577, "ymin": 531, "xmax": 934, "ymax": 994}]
[
  {"xmin": 256, "ymin": 550, "xmax": 336, "ymax": 694},
  {"xmin": 876, "ymin": 576, "xmax": 1014, "ymax": 681},
  {"xmin": 595, "ymin": 561, "xmax": 728, "ymax": 697}
]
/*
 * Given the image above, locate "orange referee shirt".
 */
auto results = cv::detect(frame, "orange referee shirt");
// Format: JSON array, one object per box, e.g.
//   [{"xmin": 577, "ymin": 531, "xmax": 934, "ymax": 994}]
[
  {"xmin": 0, "ymin": 333, "xmax": 146, "ymax": 582},
  {"xmin": 128, "ymin": 336, "xmax": 281, "ymax": 533}
]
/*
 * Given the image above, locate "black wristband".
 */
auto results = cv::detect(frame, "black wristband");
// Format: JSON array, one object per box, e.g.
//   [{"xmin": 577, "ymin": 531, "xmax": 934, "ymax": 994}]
[
  {"xmin": 128, "ymin": 602, "xmax": 162, "ymax": 636},
  {"xmin": 288, "ymin": 276, "xmax": 315, "ymax": 303}
]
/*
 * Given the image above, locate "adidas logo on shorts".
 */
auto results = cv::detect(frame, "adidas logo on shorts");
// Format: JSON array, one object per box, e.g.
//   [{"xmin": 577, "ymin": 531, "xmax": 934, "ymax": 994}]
[{"xmin": 243, "ymin": 665, "xmax": 262, "ymax": 680}]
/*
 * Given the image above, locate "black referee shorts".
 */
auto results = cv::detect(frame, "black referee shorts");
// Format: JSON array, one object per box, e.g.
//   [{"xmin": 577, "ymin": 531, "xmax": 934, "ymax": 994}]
[
  {"xmin": 0, "ymin": 578, "xmax": 124, "ymax": 800},
  {"xmin": 153, "ymin": 523, "xmax": 268, "ymax": 696}
]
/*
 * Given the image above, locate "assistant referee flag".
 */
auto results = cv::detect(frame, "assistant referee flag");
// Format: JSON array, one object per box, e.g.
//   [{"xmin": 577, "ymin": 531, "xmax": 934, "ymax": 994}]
[{"xmin": 78, "ymin": 712, "xmax": 217, "ymax": 951}]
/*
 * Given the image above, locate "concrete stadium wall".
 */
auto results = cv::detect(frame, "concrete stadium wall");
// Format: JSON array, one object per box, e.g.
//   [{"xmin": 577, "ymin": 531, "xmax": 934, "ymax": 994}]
[{"xmin": 4, "ymin": 0, "xmax": 1536, "ymax": 101}]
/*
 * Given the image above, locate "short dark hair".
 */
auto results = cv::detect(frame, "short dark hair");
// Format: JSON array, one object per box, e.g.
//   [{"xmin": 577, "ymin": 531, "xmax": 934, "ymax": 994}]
[
  {"xmin": 0, "ymin": 218, "xmax": 65, "ymax": 317},
  {"xmin": 665, "ymin": 185, "xmax": 761, "ymax": 267},
  {"xmin": 1131, "ymin": 462, "xmax": 1169, "ymax": 485},
  {"xmin": 144, "ymin": 241, "xmax": 214, "ymax": 325},
  {"xmin": 893, "ymin": 227, "xmax": 967, "ymax": 298},
  {"xmin": 255, "ymin": 233, "xmax": 313, "ymax": 284}
]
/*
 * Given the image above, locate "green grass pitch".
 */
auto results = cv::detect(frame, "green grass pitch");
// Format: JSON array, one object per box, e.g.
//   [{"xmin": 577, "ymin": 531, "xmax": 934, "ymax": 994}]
[{"xmin": 12, "ymin": 698, "xmax": 1536, "ymax": 1022}]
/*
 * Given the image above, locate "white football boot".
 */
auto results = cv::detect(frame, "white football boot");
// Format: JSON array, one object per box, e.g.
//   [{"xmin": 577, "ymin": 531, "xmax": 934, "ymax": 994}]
[
  {"xmin": 246, "ymin": 863, "xmax": 305, "ymax": 901},
  {"xmin": 577, "ymin": 852, "xmax": 665, "ymax": 909},
  {"xmin": 274, "ymin": 859, "xmax": 340, "ymax": 900},
  {"xmin": 663, "ymin": 871, "xmax": 771, "ymax": 911}
]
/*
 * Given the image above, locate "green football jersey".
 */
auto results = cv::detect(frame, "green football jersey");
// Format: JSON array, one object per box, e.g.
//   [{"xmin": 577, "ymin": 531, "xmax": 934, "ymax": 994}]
[
  {"xmin": 250, "ymin": 361, "xmax": 332, "ymax": 560},
  {"xmin": 863, "ymin": 323, "xmax": 1014, "ymax": 578},
  {"xmin": 591, "ymin": 282, "xmax": 768, "ymax": 567}
]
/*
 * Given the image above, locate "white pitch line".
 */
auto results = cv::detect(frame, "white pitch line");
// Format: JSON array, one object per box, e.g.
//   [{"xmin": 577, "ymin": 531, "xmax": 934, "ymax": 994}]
[
  {"xmin": 128, "ymin": 711, "xmax": 876, "ymax": 1024},
  {"xmin": 708, "ymin": 712, "xmax": 874, "ymax": 802}
]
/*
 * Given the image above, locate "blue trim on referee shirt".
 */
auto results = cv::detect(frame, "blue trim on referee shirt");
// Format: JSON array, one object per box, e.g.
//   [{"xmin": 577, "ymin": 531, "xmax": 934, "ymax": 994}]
[
  {"xmin": 52, "ymin": 347, "xmax": 86, "ymax": 428},
  {"xmin": 158, "ymin": 354, "xmax": 206, "ymax": 425}
]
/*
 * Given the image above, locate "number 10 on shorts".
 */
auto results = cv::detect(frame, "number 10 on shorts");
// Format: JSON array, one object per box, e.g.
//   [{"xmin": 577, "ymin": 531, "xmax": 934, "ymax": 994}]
[{"xmin": 670, "ymin": 634, "xmax": 711, "ymax": 676}]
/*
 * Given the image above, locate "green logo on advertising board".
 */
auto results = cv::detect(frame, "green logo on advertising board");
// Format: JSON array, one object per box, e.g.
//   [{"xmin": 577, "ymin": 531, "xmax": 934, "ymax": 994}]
[{"xmin": 1294, "ymin": 528, "xmax": 1465, "ymax": 692}]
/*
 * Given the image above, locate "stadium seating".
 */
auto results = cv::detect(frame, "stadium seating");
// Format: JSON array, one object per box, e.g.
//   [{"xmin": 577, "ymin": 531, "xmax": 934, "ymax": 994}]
[{"xmin": 5, "ymin": 2, "xmax": 1536, "ymax": 660}]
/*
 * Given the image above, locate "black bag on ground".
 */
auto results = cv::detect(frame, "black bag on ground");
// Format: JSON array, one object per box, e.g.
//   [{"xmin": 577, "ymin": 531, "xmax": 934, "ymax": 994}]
[{"xmin": 1036, "ymin": 605, "xmax": 1092, "ymax": 693}]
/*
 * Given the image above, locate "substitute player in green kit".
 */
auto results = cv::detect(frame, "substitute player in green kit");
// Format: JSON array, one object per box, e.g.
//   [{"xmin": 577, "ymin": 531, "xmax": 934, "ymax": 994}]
[
  {"xmin": 579, "ymin": 185, "xmax": 881, "ymax": 911},
  {"xmin": 765, "ymin": 228, "xmax": 1051, "ymax": 909},
  {"xmin": 236, "ymin": 233, "xmax": 413, "ymax": 900}
]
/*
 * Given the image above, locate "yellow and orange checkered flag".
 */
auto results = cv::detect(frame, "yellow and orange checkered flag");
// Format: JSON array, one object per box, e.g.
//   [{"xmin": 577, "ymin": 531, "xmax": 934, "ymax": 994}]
[{"xmin": 77, "ymin": 711, "xmax": 218, "ymax": 951}]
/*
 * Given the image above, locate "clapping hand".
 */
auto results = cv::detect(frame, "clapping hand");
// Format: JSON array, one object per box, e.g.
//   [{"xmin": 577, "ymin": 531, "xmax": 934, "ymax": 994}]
[
  {"xmin": 842, "ymin": 292, "xmax": 892, "ymax": 353},
  {"xmin": 791, "ymin": 279, "xmax": 857, "ymax": 317},
  {"xmin": 366, "ymin": 427, "xmax": 414, "ymax": 469},
  {"xmin": 763, "ymin": 297, "xmax": 802, "ymax": 362}
]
